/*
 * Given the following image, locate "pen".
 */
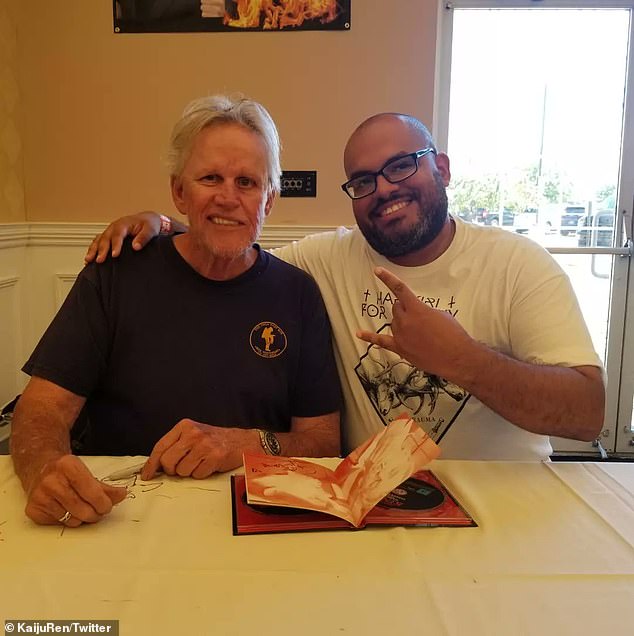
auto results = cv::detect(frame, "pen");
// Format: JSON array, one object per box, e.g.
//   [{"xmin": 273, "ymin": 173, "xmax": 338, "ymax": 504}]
[{"xmin": 103, "ymin": 461, "xmax": 148, "ymax": 481}]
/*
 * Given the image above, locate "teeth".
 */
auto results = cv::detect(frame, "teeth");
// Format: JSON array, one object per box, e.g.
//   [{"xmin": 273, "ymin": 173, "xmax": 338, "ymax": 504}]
[
  {"xmin": 211, "ymin": 217, "xmax": 239, "ymax": 226},
  {"xmin": 380, "ymin": 200, "xmax": 410, "ymax": 217}
]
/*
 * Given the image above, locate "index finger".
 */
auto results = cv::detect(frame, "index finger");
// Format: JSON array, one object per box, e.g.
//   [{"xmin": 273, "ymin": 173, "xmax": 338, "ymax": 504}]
[
  {"xmin": 85, "ymin": 220, "xmax": 135, "ymax": 265},
  {"xmin": 100, "ymin": 224, "xmax": 130, "ymax": 261},
  {"xmin": 84, "ymin": 227, "xmax": 118, "ymax": 264},
  {"xmin": 142, "ymin": 425, "xmax": 184, "ymax": 480},
  {"xmin": 84, "ymin": 235, "xmax": 100, "ymax": 264},
  {"xmin": 374, "ymin": 267, "xmax": 419, "ymax": 308}
]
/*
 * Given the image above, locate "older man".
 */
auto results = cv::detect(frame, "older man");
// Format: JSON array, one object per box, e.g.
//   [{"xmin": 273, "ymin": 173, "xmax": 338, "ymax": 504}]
[
  {"xmin": 86, "ymin": 111, "xmax": 605, "ymax": 461},
  {"xmin": 11, "ymin": 95, "xmax": 341, "ymax": 527}
]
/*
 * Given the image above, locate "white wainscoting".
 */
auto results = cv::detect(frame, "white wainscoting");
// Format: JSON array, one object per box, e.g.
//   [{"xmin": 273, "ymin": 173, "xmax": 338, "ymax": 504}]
[
  {"xmin": 55, "ymin": 273, "xmax": 82, "ymax": 311},
  {"xmin": 0, "ymin": 274, "xmax": 21, "ymax": 408},
  {"xmin": 0, "ymin": 221, "xmax": 338, "ymax": 406}
]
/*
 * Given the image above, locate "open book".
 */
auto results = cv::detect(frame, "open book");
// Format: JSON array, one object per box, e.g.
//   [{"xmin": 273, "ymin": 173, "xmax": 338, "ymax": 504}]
[{"xmin": 232, "ymin": 415, "xmax": 476, "ymax": 535}]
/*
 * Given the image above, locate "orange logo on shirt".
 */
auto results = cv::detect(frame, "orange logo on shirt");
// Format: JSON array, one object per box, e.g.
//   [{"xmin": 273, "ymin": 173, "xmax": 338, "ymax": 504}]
[{"xmin": 250, "ymin": 322, "xmax": 287, "ymax": 358}]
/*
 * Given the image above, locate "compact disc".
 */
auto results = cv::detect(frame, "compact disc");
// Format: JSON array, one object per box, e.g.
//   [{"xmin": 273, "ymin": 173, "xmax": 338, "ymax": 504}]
[{"xmin": 376, "ymin": 476, "xmax": 445, "ymax": 510}]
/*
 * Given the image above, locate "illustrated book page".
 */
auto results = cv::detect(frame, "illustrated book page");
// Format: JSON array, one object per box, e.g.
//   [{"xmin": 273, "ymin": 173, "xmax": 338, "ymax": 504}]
[
  {"xmin": 239, "ymin": 413, "xmax": 473, "ymax": 535},
  {"xmin": 244, "ymin": 415, "xmax": 438, "ymax": 526}
]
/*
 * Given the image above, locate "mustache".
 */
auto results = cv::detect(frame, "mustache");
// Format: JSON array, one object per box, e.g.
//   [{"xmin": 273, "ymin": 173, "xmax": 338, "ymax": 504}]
[{"xmin": 369, "ymin": 190, "xmax": 416, "ymax": 219}]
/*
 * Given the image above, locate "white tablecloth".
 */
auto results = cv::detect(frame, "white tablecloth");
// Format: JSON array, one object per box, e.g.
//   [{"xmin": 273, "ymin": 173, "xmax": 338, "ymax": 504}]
[{"xmin": 1, "ymin": 457, "xmax": 633, "ymax": 635}]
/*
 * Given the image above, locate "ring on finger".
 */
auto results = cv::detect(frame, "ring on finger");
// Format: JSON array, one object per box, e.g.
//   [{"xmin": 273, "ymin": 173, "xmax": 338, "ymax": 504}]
[{"xmin": 57, "ymin": 510, "xmax": 72, "ymax": 524}]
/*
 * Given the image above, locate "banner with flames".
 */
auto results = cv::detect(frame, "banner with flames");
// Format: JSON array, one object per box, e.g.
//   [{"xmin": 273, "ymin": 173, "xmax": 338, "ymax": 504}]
[{"xmin": 114, "ymin": 1, "xmax": 351, "ymax": 33}]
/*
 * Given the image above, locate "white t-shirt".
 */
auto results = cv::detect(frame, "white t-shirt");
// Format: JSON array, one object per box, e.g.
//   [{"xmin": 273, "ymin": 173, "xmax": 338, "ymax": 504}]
[{"xmin": 274, "ymin": 216, "xmax": 601, "ymax": 460}]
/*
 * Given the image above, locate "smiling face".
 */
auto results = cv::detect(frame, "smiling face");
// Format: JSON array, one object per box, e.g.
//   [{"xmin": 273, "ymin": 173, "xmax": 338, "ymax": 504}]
[
  {"xmin": 343, "ymin": 115, "xmax": 452, "ymax": 265},
  {"xmin": 171, "ymin": 122, "xmax": 274, "ymax": 277}
]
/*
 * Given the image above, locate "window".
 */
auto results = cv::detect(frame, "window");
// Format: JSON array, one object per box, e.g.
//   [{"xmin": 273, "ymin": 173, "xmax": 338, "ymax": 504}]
[{"xmin": 437, "ymin": 0, "xmax": 634, "ymax": 456}]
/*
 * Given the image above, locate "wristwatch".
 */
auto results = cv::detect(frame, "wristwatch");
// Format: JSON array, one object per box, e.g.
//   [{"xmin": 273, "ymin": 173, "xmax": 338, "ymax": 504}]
[{"xmin": 258, "ymin": 429, "xmax": 281, "ymax": 456}]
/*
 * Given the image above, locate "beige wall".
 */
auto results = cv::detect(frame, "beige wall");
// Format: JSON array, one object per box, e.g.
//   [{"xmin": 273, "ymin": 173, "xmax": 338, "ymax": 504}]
[
  {"xmin": 0, "ymin": 0, "xmax": 25, "ymax": 223},
  {"xmin": 15, "ymin": 1, "xmax": 439, "ymax": 226}
]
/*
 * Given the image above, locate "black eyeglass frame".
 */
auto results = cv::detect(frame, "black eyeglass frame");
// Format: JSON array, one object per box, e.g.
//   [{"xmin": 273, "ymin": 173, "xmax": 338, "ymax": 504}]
[{"xmin": 341, "ymin": 147, "xmax": 437, "ymax": 200}]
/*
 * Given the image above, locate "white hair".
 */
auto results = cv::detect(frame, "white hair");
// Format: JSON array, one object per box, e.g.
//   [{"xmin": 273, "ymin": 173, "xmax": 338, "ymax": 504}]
[{"xmin": 167, "ymin": 94, "xmax": 281, "ymax": 194}]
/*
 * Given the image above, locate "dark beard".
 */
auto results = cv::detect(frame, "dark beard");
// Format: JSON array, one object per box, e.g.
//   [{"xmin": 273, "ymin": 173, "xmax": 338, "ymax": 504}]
[{"xmin": 358, "ymin": 173, "xmax": 449, "ymax": 258}]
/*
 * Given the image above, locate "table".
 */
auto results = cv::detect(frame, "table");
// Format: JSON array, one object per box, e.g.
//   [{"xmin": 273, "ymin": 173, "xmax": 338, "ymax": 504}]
[{"xmin": 1, "ymin": 457, "xmax": 634, "ymax": 635}]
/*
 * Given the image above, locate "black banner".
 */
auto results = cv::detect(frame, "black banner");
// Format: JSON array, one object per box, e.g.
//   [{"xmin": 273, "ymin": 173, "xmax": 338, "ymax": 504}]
[{"xmin": 114, "ymin": 1, "xmax": 351, "ymax": 33}]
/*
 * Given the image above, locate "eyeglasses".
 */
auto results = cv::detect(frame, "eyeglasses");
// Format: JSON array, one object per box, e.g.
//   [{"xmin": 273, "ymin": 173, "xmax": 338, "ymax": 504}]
[{"xmin": 341, "ymin": 147, "xmax": 437, "ymax": 200}]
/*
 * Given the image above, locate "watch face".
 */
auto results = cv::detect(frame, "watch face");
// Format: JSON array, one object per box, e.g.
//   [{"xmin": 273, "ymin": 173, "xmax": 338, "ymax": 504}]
[{"xmin": 264, "ymin": 431, "xmax": 281, "ymax": 455}]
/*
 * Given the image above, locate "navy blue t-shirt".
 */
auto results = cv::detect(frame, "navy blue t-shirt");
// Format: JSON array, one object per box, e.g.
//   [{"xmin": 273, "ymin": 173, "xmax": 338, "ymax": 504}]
[{"xmin": 24, "ymin": 237, "xmax": 341, "ymax": 455}]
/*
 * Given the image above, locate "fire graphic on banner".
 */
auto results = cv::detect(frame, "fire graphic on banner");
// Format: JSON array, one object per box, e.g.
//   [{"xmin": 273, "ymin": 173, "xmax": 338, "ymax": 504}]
[{"xmin": 225, "ymin": 0, "xmax": 341, "ymax": 29}]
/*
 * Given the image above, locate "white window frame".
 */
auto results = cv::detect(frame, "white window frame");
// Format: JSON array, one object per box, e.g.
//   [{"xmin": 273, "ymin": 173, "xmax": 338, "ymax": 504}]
[{"xmin": 435, "ymin": 0, "xmax": 634, "ymax": 456}]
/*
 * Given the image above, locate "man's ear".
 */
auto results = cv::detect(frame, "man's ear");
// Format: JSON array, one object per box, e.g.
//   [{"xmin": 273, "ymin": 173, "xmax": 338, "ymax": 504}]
[
  {"xmin": 170, "ymin": 175, "xmax": 187, "ymax": 216},
  {"xmin": 435, "ymin": 153, "xmax": 451, "ymax": 187},
  {"xmin": 264, "ymin": 190, "xmax": 276, "ymax": 217}
]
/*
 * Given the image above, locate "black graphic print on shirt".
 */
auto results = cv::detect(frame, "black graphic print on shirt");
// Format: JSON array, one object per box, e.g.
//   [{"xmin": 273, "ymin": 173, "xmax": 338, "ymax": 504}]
[{"xmin": 354, "ymin": 324, "xmax": 470, "ymax": 443}]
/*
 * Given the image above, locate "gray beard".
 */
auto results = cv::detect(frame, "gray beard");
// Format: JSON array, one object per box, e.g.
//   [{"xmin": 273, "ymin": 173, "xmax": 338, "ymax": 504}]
[
  {"xmin": 191, "ymin": 209, "xmax": 265, "ymax": 261},
  {"xmin": 358, "ymin": 174, "xmax": 449, "ymax": 258}
]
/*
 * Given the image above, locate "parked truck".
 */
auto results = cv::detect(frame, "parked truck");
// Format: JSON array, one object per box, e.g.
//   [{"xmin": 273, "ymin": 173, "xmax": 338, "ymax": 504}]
[{"xmin": 537, "ymin": 203, "xmax": 586, "ymax": 236}]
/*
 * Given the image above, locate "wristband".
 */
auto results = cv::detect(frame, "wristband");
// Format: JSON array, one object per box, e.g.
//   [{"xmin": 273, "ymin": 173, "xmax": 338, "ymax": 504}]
[{"xmin": 158, "ymin": 214, "xmax": 172, "ymax": 235}]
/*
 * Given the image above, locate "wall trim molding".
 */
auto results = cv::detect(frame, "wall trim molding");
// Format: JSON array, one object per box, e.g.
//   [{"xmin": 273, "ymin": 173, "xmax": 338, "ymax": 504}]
[
  {"xmin": 0, "ymin": 224, "xmax": 30, "ymax": 248},
  {"xmin": 258, "ymin": 224, "xmax": 341, "ymax": 248},
  {"xmin": 0, "ymin": 222, "xmax": 342, "ymax": 249},
  {"xmin": 27, "ymin": 223, "xmax": 109, "ymax": 247},
  {"xmin": 0, "ymin": 223, "xmax": 108, "ymax": 248}
]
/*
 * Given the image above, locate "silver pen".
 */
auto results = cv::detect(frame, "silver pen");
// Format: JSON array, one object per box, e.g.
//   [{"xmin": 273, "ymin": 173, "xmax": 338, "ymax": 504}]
[{"xmin": 103, "ymin": 461, "xmax": 148, "ymax": 481}]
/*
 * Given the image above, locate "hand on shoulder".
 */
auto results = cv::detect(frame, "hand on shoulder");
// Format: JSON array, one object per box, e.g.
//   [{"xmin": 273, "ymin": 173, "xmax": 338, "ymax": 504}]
[{"xmin": 84, "ymin": 211, "xmax": 167, "ymax": 264}]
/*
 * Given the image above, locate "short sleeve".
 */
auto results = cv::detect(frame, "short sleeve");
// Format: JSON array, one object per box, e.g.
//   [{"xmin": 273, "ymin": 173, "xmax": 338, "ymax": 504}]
[
  {"xmin": 508, "ymin": 244, "xmax": 602, "ymax": 368},
  {"xmin": 271, "ymin": 228, "xmax": 350, "ymax": 279},
  {"xmin": 23, "ymin": 266, "xmax": 111, "ymax": 397}
]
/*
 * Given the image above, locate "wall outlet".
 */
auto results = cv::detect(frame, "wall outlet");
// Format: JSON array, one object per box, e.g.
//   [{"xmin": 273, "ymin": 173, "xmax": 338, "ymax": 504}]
[{"xmin": 280, "ymin": 171, "xmax": 317, "ymax": 198}]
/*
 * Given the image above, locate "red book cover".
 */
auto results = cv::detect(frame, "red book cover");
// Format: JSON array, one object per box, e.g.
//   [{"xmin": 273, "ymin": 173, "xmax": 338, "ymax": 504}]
[{"xmin": 231, "ymin": 469, "xmax": 476, "ymax": 535}]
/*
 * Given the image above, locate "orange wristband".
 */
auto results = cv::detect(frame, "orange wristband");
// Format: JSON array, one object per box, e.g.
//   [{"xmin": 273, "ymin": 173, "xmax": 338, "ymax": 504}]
[{"xmin": 158, "ymin": 214, "xmax": 172, "ymax": 235}]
